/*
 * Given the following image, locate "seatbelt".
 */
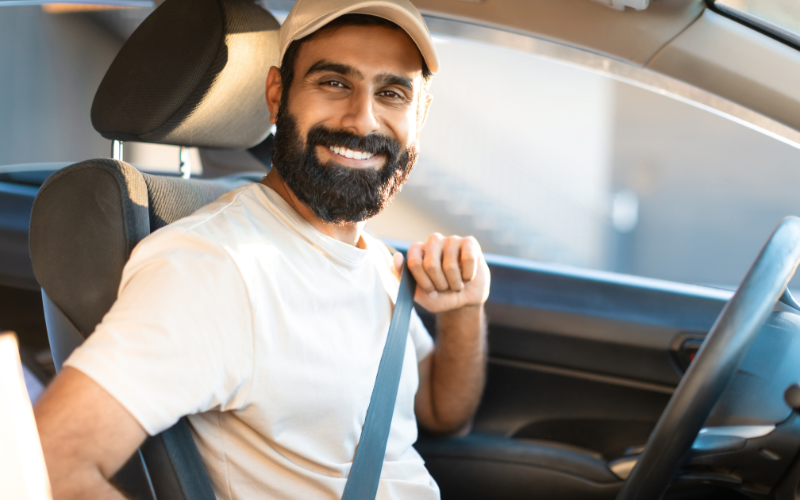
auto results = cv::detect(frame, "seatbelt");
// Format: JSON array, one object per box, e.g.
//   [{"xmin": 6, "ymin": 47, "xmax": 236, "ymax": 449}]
[{"xmin": 341, "ymin": 262, "xmax": 417, "ymax": 500}]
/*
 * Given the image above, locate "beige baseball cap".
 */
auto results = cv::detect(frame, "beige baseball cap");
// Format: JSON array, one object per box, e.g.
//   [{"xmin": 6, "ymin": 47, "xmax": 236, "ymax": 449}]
[{"xmin": 279, "ymin": 0, "xmax": 439, "ymax": 73}]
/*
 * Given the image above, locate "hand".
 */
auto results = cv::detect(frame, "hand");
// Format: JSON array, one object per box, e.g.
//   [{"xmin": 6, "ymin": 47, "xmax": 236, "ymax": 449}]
[{"xmin": 395, "ymin": 233, "xmax": 490, "ymax": 313}]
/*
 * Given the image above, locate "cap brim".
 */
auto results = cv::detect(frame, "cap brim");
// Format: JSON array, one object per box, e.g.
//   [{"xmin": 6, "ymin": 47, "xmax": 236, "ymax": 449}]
[{"xmin": 283, "ymin": 0, "xmax": 439, "ymax": 73}]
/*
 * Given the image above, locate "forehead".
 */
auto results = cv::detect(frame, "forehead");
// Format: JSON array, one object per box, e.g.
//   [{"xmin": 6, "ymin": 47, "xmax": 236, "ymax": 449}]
[{"xmin": 296, "ymin": 24, "xmax": 425, "ymax": 79}]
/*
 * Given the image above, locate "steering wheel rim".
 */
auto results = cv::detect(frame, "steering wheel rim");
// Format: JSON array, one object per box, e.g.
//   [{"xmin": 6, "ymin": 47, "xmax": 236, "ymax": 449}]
[{"xmin": 616, "ymin": 216, "xmax": 800, "ymax": 500}]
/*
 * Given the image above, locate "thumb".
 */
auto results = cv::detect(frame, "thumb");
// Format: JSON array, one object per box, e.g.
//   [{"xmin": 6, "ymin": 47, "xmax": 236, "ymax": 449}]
[{"xmin": 393, "ymin": 251, "xmax": 404, "ymax": 278}]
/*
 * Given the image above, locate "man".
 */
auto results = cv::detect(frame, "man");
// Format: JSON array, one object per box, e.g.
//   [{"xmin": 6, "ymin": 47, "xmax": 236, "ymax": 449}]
[{"xmin": 34, "ymin": 0, "xmax": 490, "ymax": 499}]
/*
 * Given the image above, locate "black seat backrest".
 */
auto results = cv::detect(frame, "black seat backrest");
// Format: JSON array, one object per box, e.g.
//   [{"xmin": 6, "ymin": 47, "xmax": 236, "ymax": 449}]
[
  {"xmin": 31, "ymin": 160, "xmax": 257, "ymax": 338},
  {"xmin": 28, "ymin": 0, "xmax": 280, "ymax": 498}
]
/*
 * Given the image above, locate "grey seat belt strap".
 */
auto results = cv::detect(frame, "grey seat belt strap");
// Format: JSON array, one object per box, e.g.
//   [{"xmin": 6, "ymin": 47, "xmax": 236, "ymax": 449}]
[{"xmin": 341, "ymin": 263, "xmax": 417, "ymax": 500}]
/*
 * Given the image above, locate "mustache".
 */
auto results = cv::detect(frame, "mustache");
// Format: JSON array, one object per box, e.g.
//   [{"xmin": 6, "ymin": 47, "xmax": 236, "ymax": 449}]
[
  {"xmin": 271, "ymin": 111, "xmax": 417, "ymax": 224},
  {"xmin": 305, "ymin": 124, "xmax": 401, "ymax": 160}
]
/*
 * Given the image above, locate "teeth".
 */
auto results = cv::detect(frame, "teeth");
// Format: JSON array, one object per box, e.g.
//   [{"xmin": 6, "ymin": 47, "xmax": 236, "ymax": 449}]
[{"xmin": 329, "ymin": 145, "xmax": 374, "ymax": 160}]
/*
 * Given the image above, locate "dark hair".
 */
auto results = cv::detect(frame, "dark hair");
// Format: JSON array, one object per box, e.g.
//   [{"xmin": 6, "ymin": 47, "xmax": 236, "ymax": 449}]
[{"xmin": 278, "ymin": 14, "xmax": 432, "ymax": 110}]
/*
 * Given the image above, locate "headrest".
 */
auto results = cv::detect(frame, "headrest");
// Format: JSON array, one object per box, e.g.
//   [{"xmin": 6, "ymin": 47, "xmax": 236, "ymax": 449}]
[{"xmin": 91, "ymin": 0, "xmax": 279, "ymax": 149}]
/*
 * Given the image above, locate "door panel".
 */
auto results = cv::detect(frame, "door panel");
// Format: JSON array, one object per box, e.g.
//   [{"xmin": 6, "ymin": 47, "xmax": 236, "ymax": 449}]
[
  {"xmin": 414, "ymin": 251, "xmax": 733, "ymax": 498},
  {"xmin": 490, "ymin": 320, "xmax": 688, "ymax": 386},
  {"xmin": 417, "ymin": 252, "xmax": 732, "ymax": 441},
  {"xmin": 475, "ymin": 361, "xmax": 671, "ymax": 456}
]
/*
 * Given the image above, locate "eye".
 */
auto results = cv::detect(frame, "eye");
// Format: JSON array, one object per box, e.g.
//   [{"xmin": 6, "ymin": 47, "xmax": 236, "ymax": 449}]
[
  {"xmin": 321, "ymin": 79, "xmax": 347, "ymax": 89},
  {"xmin": 378, "ymin": 90, "xmax": 407, "ymax": 101}
]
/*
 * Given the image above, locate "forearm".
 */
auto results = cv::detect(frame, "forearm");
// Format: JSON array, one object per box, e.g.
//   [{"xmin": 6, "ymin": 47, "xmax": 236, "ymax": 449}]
[
  {"xmin": 426, "ymin": 304, "xmax": 487, "ymax": 432},
  {"xmin": 34, "ymin": 368, "xmax": 145, "ymax": 500},
  {"xmin": 37, "ymin": 406, "xmax": 131, "ymax": 500},
  {"xmin": 44, "ymin": 462, "xmax": 129, "ymax": 500}
]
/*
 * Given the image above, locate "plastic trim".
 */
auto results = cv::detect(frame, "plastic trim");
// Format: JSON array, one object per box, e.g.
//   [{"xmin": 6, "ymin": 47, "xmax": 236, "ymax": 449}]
[{"xmin": 41, "ymin": 289, "xmax": 85, "ymax": 372}]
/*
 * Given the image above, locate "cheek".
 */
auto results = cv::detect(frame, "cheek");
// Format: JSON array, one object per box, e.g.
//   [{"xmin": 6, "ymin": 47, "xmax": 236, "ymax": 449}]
[
  {"xmin": 290, "ymin": 95, "xmax": 363, "ymax": 135},
  {"xmin": 386, "ymin": 109, "xmax": 418, "ymax": 149},
  {"xmin": 285, "ymin": 86, "xmax": 340, "ymax": 128}
]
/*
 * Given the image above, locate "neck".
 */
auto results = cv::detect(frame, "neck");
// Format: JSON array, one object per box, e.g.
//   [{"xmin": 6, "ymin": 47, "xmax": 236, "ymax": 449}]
[{"xmin": 262, "ymin": 169, "xmax": 366, "ymax": 247}]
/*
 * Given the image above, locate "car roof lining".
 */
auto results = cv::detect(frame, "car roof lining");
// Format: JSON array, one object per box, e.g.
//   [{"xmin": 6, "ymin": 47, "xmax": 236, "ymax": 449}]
[{"xmin": 416, "ymin": 0, "xmax": 705, "ymax": 67}]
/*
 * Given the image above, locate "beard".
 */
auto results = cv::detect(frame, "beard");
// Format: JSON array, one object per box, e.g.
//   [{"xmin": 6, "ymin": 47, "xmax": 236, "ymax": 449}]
[{"xmin": 270, "ymin": 109, "xmax": 417, "ymax": 224}]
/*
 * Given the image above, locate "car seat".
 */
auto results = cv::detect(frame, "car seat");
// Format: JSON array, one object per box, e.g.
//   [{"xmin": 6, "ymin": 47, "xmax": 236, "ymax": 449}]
[{"xmin": 28, "ymin": 0, "xmax": 280, "ymax": 498}]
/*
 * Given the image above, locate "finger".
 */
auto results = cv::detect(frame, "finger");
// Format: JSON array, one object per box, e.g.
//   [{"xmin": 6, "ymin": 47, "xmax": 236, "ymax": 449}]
[
  {"xmin": 392, "ymin": 252, "xmax": 403, "ymax": 280},
  {"xmin": 407, "ymin": 242, "xmax": 436, "ymax": 294},
  {"xmin": 442, "ymin": 237, "xmax": 464, "ymax": 291},
  {"xmin": 423, "ymin": 234, "xmax": 450, "ymax": 292},
  {"xmin": 461, "ymin": 237, "xmax": 479, "ymax": 282}
]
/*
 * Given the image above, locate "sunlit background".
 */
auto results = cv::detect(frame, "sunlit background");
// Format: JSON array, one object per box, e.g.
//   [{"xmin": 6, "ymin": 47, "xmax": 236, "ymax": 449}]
[{"xmin": 3, "ymin": 1, "xmax": 800, "ymax": 292}]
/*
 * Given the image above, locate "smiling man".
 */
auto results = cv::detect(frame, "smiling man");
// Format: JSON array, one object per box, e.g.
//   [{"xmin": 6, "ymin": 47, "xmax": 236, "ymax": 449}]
[{"xmin": 34, "ymin": 1, "xmax": 490, "ymax": 499}]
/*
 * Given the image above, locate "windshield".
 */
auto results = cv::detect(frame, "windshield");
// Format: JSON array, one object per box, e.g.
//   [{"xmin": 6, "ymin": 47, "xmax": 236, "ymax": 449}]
[{"xmin": 714, "ymin": 0, "xmax": 800, "ymax": 47}]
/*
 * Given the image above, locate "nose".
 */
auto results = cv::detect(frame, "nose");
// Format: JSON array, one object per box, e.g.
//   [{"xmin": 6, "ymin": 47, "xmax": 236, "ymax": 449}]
[{"xmin": 339, "ymin": 88, "xmax": 380, "ymax": 137}]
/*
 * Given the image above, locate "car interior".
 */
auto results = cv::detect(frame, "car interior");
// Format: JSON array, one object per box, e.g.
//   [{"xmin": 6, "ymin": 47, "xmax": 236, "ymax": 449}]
[{"xmin": 4, "ymin": 0, "xmax": 800, "ymax": 499}]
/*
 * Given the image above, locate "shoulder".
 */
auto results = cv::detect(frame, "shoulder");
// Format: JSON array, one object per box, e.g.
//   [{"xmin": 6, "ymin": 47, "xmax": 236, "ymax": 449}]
[
  {"xmin": 163, "ymin": 183, "xmax": 259, "ymax": 237},
  {"xmin": 363, "ymin": 232, "xmax": 395, "ymax": 263},
  {"xmin": 123, "ymin": 185, "xmax": 266, "ymax": 281},
  {"xmin": 131, "ymin": 183, "xmax": 268, "ymax": 260}
]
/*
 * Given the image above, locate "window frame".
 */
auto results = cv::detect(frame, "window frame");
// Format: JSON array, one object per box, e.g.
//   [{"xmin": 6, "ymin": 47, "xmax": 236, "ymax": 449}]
[
  {"xmin": 421, "ymin": 14, "xmax": 800, "ymax": 152},
  {"xmin": 705, "ymin": 0, "xmax": 800, "ymax": 52}
]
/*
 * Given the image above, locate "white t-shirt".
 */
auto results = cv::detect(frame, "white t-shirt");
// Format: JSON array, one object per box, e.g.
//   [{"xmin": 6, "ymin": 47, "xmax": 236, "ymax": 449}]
[{"xmin": 64, "ymin": 183, "xmax": 439, "ymax": 500}]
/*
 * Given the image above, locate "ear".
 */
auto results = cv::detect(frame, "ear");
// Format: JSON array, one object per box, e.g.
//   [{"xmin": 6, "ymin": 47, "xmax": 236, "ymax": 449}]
[
  {"xmin": 266, "ymin": 66, "xmax": 282, "ymax": 125},
  {"xmin": 416, "ymin": 92, "xmax": 433, "ymax": 132}
]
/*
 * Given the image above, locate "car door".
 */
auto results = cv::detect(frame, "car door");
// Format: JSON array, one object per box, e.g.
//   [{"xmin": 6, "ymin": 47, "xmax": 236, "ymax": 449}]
[
  {"xmin": 406, "ymin": 253, "xmax": 731, "ymax": 499},
  {"xmin": 360, "ymin": 9, "xmax": 800, "ymax": 499}
]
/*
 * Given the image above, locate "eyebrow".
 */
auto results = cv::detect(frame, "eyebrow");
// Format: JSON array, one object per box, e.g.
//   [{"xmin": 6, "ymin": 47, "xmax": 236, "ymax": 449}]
[
  {"xmin": 377, "ymin": 73, "xmax": 414, "ymax": 93},
  {"xmin": 305, "ymin": 60, "xmax": 415, "ymax": 93},
  {"xmin": 305, "ymin": 60, "xmax": 363, "ymax": 80}
]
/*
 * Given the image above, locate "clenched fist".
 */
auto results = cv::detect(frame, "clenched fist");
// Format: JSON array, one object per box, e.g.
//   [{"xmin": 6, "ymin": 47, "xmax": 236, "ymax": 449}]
[{"xmin": 395, "ymin": 233, "xmax": 490, "ymax": 313}]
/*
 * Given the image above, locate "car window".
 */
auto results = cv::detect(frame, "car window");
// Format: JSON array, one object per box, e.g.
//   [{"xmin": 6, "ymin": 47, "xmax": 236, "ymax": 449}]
[
  {"xmin": 714, "ymin": 0, "xmax": 800, "ymax": 47},
  {"xmin": 4, "ymin": 4, "xmax": 800, "ymax": 291},
  {"xmin": 0, "ymin": 4, "xmax": 199, "ymax": 174},
  {"xmin": 366, "ymin": 28, "xmax": 800, "ymax": 291}
]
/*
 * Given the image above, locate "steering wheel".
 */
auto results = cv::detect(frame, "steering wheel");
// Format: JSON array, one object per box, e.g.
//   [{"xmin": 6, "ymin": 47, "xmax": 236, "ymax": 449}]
[{"xmin": 616, "ymin": 216, "xmax": 800, "ymax": 500}]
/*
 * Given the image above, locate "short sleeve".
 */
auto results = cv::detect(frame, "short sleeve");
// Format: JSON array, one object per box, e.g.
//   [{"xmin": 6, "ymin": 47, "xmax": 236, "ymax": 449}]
[
  {"xmin": 63, "ymin": 228, "xmax": 255, "ymax": 436},
  {"xmin": 409, "ymin": 309, "xmax": 434, "ymax": 362}
]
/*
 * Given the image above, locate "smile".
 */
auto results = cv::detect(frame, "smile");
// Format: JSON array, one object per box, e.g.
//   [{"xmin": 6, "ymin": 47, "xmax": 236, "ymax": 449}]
[{"xmin": 328, "ymin": 145, "xmax": 375, "ymax": 160}]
